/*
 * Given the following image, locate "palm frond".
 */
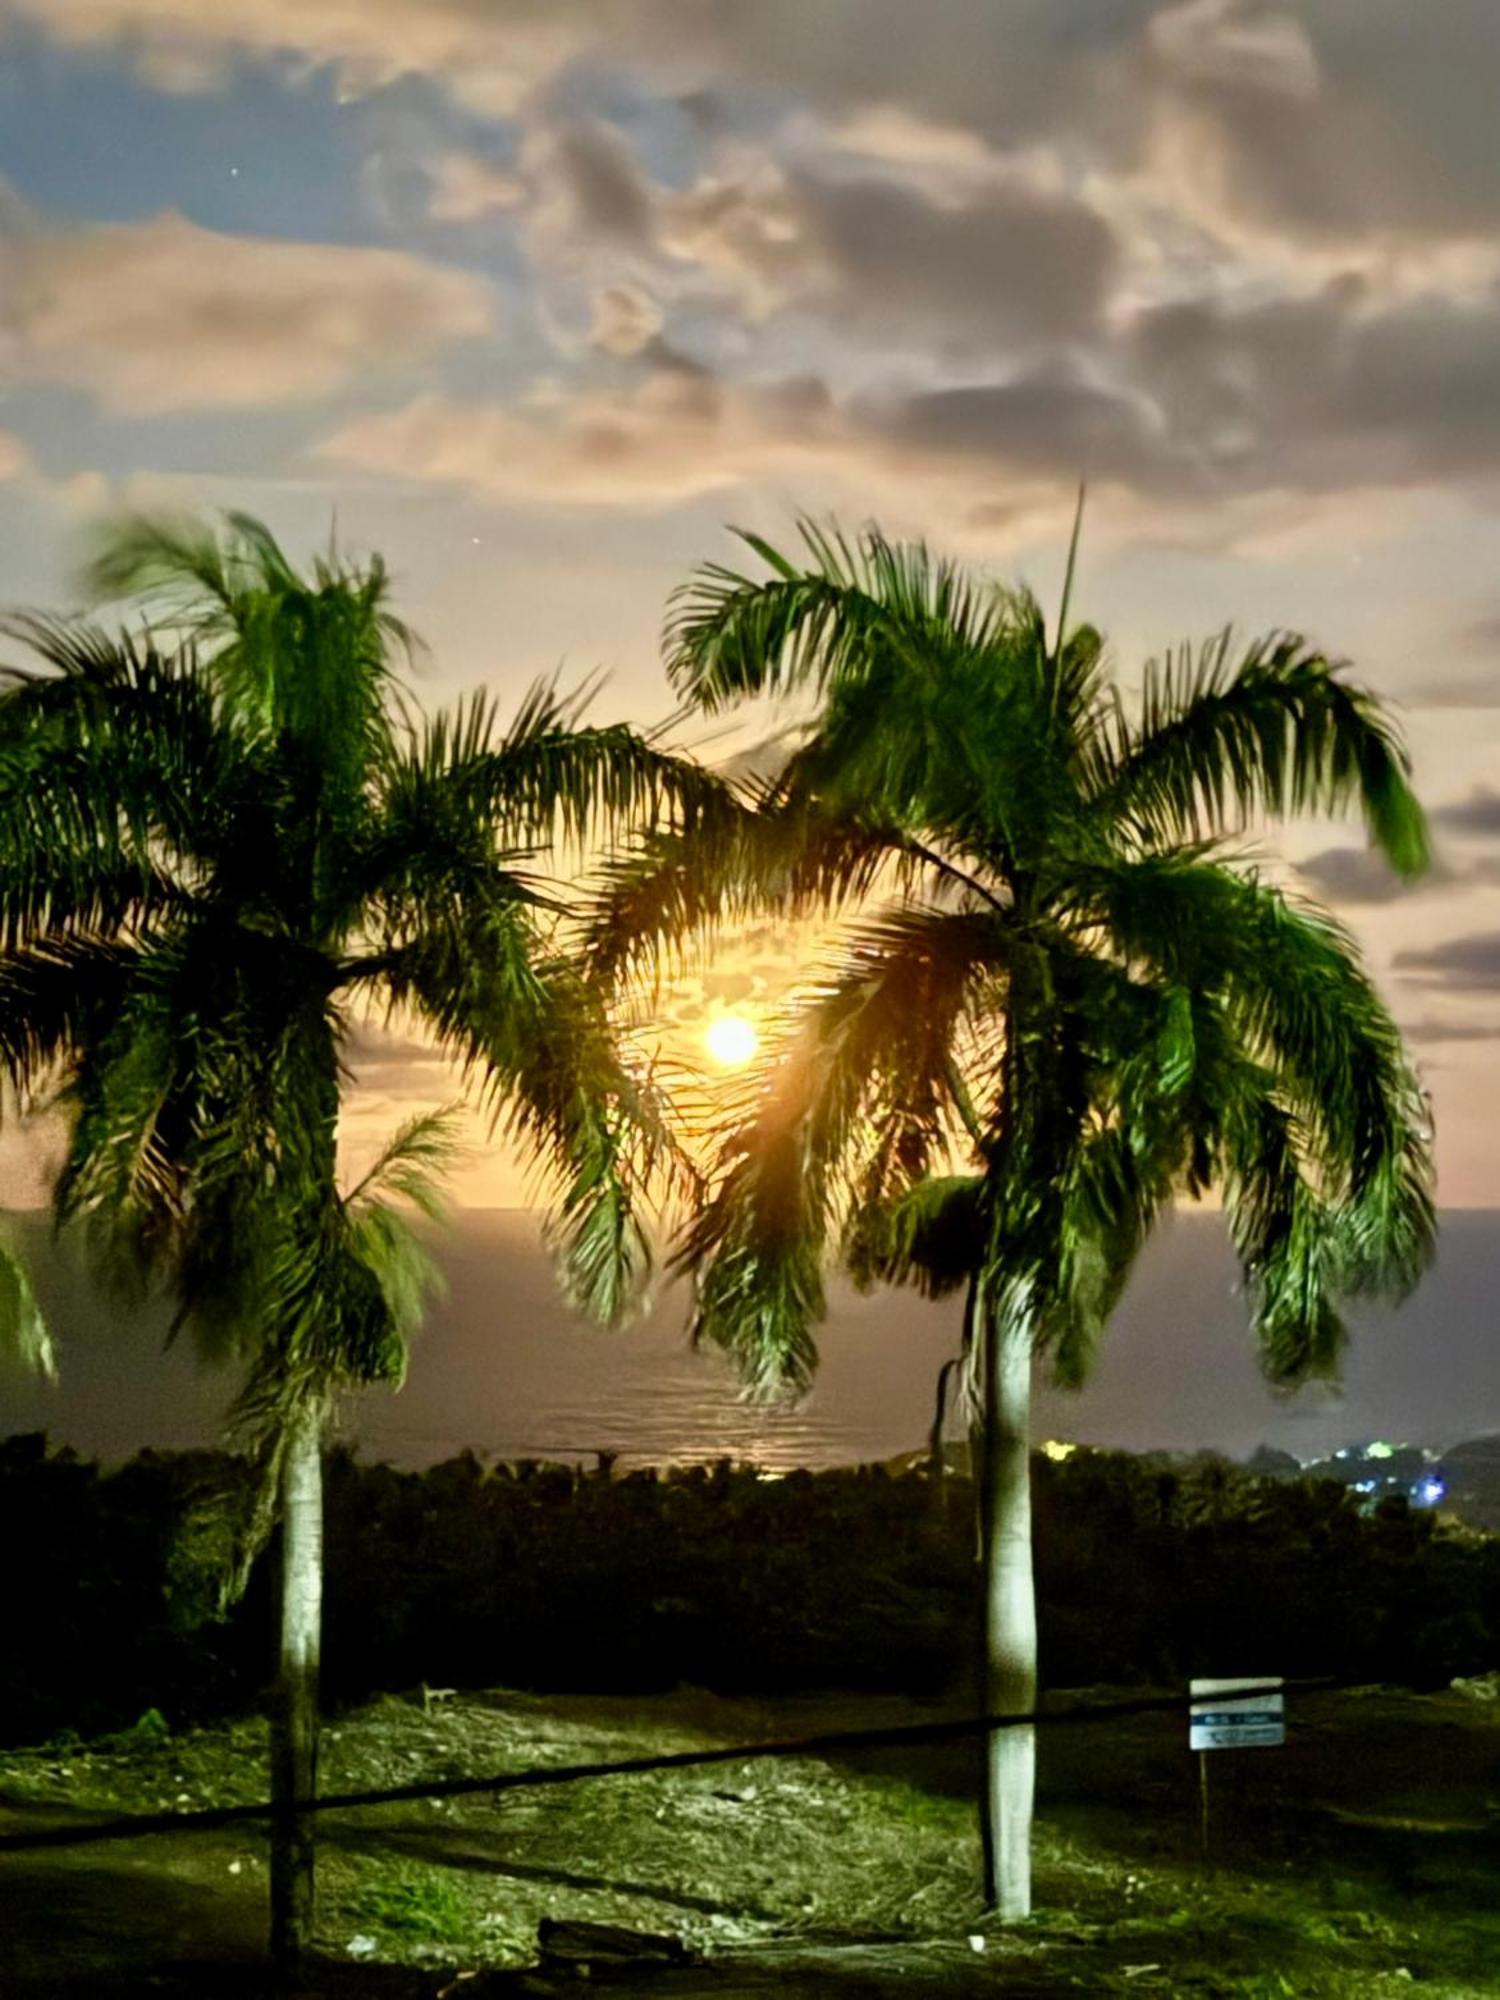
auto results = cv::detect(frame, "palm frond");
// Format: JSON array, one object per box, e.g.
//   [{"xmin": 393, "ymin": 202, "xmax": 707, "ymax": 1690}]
[
  {"xmin": 680, "ymin": 903, "xmax": 1010, "ymax": 1392},
  {"xmin": 0, "ymin": 617, "xmax": 220, "ymax": 923},
  {"xmin": 1065, "ymin": 853, "xmax": 1426, "ymax": 1205},
  {"xmin": 380, "ymin": 910, "xmax": 680, "ymax": 1330},
  {"xmin": 586, "ymin": 779, "xmax": 909, "ymax": 985},
  {"xmin": 458, "ymin": 679, "xmax": 724, "ymax": 849},
  {"xmin": 0, "ymin": 1233, "xmax": 52, "ymax": 1380},
  {"xmin": 86, "ymin": 512, "xmax": 410, "ymax": 853},
  {"xmin": 0, "ymin": 934, "xmax": 139, "ymax": 1100},
  {"xmin": 666, "ymin": 520, "xmax": 1017, "ymax": 714},
  {"xmin": 1089, "ymin": 631, "xmax": 1429, "ymax": 874},
  {"xmin": 343, "ymin": 1106, "xmax": 467, "ymax": 1219},
  {"xmin": 843, "ymin": 1173, "xmax": 987, "ymax": 1298}
]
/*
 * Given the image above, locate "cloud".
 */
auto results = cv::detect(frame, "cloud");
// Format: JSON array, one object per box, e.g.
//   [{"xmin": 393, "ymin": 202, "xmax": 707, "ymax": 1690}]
[
  {"xmin": 1408, "ymin": 674, "xmax": 1500, "ymax": 710},
  {"xmin": 529, "ymin": 114, "xmax": 1122, "ymax": 349},
  {"xmin": 319, "ymin": 367, "xmax": 850, "ymax": 510},
  {"xmin": 1148, "ymin": 0, "xmax": 1320, "ymax": 101},
  {"xmin": 9, "ymin": 0, "xmax": 606, "ymax": 117},
  {"xmin": 425, "ymin": 150, "xmax": 525, "ymax": 222},
  {"xmin": 19, "ymin": 1, "xmax": 1500, "ymax": 263},
  {"xmin": 0, "ymin": 433, "xmax": 116, "ymax": 518},
  {"xmin": 317, "ymin": 361, "xmax": 1130, "ymax": 536},
  {"xmin": 588, "ymin": 284, "xmax": 663, "ymax": 356},
  {"xmin": 1152, "ymin": 0, "xmax": 1500, "ymax": 247},
  {"xmin": 867, "ymin": 364, "xmax": 1155, "ymax": 485},
  {"xmin": 1431, "ymin": 789, "xmax": 1500, "ymax": 839},
  {"xmin": 1399, "ymin": 1016, "xmax": 1500, "ymax": 1046},
  {"xmin": 548, "ymin": 119, "xmax": 655, "ymax": 244},
  {"xmin": 0, "ymin": 431, "xmax": 31, "ymax": 481},
  {"xmin": 1120, "ymin": 281, "xmax": 1500, "ymax": 500},
  {"xmin": 23, "ymin": 6, "xmax": 1500, "ymax": 548},
  {"xmin": 653, "ymin": 166, "xmax": 825, "ymax": 318},
  {"xmin": 1296, "ymin": 846, "xmax": 1446, "ymax": 906},
  {"xmin": 1395, "ymin": 931, "xmax": 1500, "ymax": 991},
  {"xmin": 786, "ymin": 166, "xmax": 1119, "ymax": 348},
  {"xmin": 1459, "ymin": 613, "xmax": 1500, "ymax": 652},
  {"xmin": 342, "ymin": 1021, "xmax": 462, "ymax": 1107},
  {"xmin": 1, "ymin": 206, "xmax": 494, "ymax": 414},
  {"xmin": 514, "ymin": 109, "xmax": 1500, "ymax": 525}
]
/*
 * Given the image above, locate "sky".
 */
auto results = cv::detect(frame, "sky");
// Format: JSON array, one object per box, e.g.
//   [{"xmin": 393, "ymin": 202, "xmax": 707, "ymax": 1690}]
[{"xmin": 0, "ymin": 1, "xmax": 1498, "ymax": 1204}]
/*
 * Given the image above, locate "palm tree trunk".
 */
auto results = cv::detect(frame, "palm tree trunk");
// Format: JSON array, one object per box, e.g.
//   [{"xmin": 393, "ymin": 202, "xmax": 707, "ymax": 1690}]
[
  {"xmin": 974, "ymin": 1277, "xmax": 1036, "ymax": 1920},
  {"xmin": 928, "ymin": 1355, "xmax": 960, "ymax": 1487},
  {"xmin": 269, "ymin": 1399, "xmax": 323, "ymax": 1965}
]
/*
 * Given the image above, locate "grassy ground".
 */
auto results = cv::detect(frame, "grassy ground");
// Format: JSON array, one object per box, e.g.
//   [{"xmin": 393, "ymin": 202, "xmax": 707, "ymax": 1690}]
[{"xmin": 1, "ymin": 1681, "xmax": 1497, "ymax": 1996}]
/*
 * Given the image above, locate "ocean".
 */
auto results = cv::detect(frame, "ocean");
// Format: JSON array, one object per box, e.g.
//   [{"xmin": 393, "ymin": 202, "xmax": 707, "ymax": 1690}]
[{"xmin": 5, "ymin": 1209, "xmax": 1498, "ymax": 1469}]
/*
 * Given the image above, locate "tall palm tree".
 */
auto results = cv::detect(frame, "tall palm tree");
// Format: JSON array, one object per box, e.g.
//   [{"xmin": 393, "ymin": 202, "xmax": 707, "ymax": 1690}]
[
  {"xmin": 594, "ymin": 520, "xmax": 1435, "ymax": 1918},
  {"xmin": 0, "ymin": 514, "xmax": 709, "ymax": 1961}
]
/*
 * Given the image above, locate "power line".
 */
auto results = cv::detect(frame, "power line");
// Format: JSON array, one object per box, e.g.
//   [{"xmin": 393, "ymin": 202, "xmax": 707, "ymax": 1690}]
[{"xmin": 0, "ymin": 1676, "xmax": 1346, "ymax": 1858}]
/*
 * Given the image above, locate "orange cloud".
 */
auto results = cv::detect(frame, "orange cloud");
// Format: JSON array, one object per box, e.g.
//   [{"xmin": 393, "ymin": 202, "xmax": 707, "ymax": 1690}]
[{"xmin": 3, "ymin": 207, "xmax": 494, "ymax": 414}]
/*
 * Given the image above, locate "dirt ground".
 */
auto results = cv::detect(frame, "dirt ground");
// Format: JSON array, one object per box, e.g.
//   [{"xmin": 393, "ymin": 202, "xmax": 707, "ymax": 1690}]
[{"xmin": 2, "ymin": 1681, "xmax": 1498, "ymax": 1998}]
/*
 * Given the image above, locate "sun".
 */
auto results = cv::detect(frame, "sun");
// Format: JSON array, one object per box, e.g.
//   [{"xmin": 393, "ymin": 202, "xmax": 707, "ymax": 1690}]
[{"xmin": 704, "ymin": 1014, "xmax": 759, "ymax": 1069}]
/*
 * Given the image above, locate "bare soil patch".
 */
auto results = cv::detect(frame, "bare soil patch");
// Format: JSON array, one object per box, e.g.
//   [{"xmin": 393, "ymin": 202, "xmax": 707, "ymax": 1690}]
[{"xmin": 2, "ymin": 1683, "xmax": 1497, "ymax": 1997}]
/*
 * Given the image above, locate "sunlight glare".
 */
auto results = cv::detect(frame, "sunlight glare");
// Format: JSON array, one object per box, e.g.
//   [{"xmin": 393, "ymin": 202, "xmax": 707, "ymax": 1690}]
[{"xmin": 705, "ymin": 1014, "xmax": 759, "ymax": 1069}]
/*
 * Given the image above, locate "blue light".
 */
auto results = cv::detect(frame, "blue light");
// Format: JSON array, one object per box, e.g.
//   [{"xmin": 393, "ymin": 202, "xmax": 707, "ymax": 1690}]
[{"xmin": 1415, "ymin": 1476, "xmax": 1446, "ymax": 1507}]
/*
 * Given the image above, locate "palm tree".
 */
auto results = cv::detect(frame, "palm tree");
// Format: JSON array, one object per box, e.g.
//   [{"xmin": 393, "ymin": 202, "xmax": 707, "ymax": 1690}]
[
  {"xmin": 594, "ymin": 520, "xmax": 1435, "ymax": 1919},
  {"xmin": 0, "ymin": 513, "xmax": 709, "ymax": 1961}
]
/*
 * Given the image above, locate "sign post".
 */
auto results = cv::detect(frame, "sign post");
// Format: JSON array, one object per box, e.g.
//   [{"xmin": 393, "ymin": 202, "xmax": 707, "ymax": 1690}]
[{"xmin": 1189, "ymin": 1677, "xmax": 1284, "ymax": 1859}]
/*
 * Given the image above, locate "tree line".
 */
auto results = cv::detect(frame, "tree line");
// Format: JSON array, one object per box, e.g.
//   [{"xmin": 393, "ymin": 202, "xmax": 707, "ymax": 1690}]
[
  {"xmin": 6, "ymin": 1434, "xmax": 1492, "ymax": 1751},
  {"xmin": 0, "ymin": 508, "xmax": 1435, "ymax": 1956}
]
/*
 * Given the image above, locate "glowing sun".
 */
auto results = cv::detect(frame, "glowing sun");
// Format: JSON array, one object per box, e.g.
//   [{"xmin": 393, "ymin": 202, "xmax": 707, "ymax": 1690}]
[{"xmin": 704, "ymin": 1014, "xmax": 759, "ymax": 1069}]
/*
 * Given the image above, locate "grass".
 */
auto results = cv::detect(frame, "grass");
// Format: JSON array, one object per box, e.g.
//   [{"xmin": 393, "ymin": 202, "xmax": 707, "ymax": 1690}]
[{"xmin": 1, "ymin": 1683, "xmax": 1497, "ymax": 1995}]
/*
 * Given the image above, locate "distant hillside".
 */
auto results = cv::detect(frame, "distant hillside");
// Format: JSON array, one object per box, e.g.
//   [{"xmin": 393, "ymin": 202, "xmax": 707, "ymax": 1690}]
[{"xmin": 3, "ymin": 1209, "xmax": 1497, "ymax": 1470}]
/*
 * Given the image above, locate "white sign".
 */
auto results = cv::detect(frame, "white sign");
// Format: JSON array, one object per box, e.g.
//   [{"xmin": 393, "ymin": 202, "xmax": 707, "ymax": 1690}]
[{"xmin": 1189, "ymin": 1677, "xmax": 1285, "ymax": 1751}]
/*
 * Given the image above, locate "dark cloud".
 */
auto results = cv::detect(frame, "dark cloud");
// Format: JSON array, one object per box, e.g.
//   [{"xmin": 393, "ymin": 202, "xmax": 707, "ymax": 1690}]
[
  {"xmin": 1431, "ymin": 789, "xmax": 1500, "ymax": 839},
  {"xmin": 868, "ymin": 365, "xmax": 1154, "ymax": 483},
  {"xmin": 1343, "ymin": 295, "xmax": 1500, "ymax": 477},
  {"xmin": 829, "ymin": 275, "xmax": 1500, "ymax": 511},
  {"xmin": 1400, "ymin": 1017, "xmax": 1500, "ymax": 1046},
  {"xmin": 1395, "ymin": 931, "xmax": 1500, "ymax": 991},
  {"xmin": 689, "ymin": 0, "xmax": 1161, "ymax": 163},
  {"xmin": 1296, "ymin": 846, "xmax": 1438, "ymax": 906},
  {"xmin": 1122, "ymin": 282, "xmax": 1500, "ymax": 499},
  {"xmin": 794, "ymin": 169, "xmax": 1119, "ymax": 346},
  {"xmin": 345, "ymin": 1025, "xmax": 444, "ymax": 1069},
  {"xmin": 552, "ymin": 119, "xmax": 655, "ymax": 242},
  {"xmin": 1175, "ymin": 0, "xmax": 1500, "ymax": 243},
  {"xmin": 641, "ymin": 149, "xmax": 1125, "ymax": 351}
]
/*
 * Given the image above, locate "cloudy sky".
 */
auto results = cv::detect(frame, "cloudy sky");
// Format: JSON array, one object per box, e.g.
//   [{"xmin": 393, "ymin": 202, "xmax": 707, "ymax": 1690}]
[{"xmin": 1, "ymin": 0, "xmax": 1498, "ymax": 1204}]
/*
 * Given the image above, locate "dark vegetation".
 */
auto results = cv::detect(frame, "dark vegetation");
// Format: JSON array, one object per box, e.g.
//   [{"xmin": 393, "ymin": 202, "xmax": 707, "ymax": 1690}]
[{"xmin": 4, "ymin": 1433, "xmax": 1495, "ymax": 1750}]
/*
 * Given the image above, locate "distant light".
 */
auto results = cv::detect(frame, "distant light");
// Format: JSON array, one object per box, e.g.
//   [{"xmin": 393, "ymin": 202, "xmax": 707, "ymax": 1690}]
[
  {"xmin": 705, "ymin": 1015, "xmax": 759, "ymax": 1069},
  {"xmin": 1416, "ymin": 1476, "xmax": 1446, "ymax": 1507},
  {"xmin": 1041, "ymin": 1440, "xmax": 1076, "ymax": 1462},
  {"xmin": 1352, "ymin": 1479, "xmax": 1377, "ymax": 1493},
  {"xmin": 1366, "ymin": 1442, "xmax": 1395, "ymax": 1460}
]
